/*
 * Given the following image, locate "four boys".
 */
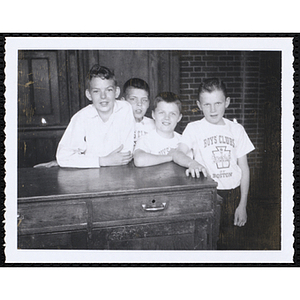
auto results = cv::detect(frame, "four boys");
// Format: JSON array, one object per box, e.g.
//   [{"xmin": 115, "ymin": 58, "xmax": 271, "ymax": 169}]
[{"xmin": 33, "ymin": 64, "xmax": 255, "ymax": 249}]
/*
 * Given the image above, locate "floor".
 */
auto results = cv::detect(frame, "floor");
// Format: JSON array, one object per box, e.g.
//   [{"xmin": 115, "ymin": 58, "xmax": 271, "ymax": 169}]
[{"xmin": 221, "ymin": 200, "xmax": 281, "ymax": 250}]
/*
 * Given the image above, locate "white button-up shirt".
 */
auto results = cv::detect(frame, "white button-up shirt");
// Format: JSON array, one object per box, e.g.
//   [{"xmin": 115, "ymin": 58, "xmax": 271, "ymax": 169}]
[{"xmin": 56, "ymin": 101, "xmax": 135, "ymax": 168}]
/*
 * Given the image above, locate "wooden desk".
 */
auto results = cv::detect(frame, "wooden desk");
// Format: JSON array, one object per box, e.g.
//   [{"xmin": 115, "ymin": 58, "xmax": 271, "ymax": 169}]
[{"xmin": 18, "ymin": 162, "xmax": 220, "ymax": 250}]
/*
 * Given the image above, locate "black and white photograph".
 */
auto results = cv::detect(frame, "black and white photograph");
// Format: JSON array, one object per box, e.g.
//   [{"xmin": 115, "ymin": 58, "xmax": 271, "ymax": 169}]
[{"xmin": 4, "ymin": 37, "xmax": 294, "ymax": 264}]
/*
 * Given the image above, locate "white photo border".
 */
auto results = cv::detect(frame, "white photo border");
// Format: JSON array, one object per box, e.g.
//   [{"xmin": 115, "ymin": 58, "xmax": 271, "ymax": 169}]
[{"xmin": 4, "ymin": 36, "xmax": 295, "ymax": 263}]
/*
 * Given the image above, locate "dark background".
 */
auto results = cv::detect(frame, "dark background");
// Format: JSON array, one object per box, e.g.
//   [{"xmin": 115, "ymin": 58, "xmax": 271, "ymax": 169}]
[{"xmin": 17, "ymin": 50, "xmax": 281, "ymax": 250}]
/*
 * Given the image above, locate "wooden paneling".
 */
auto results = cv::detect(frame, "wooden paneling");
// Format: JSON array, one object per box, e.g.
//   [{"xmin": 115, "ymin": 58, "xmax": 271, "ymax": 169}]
[
  {"xmin": 148, "ymin": 50, "xmax": 180, "ymax": 111},
  {"xmin": 31, "ymin": 58, "xmax": 52, "ymax": 115},
  {"xmin": 88, "ymin": 50, "xmax": 99, "ymax": 68},
  {"xmin": 157, "ymin": 51, "xmax": 170, "ymax": 92},
  {"xmin": 170, "ymin": 51, "xmax": 180, "ymax": 96},
  {"xmin": 67, "ymin": 50, "xmax": 81, "ymax": 117},
  {"xmin": 77, "ymin": 50, "xmax": 90, "ymax": 109},
  {"xmin": 148, "ymin": 50, "xmax": 159, "ymax": 110},
  {"xmin": 97, "ymin": 50, "xmax": 150, "ymax": 96},
  {"xmin": 18, "ymin": 59, "xmax": 31, "ymax": 120},
  {"xmin": 57, "ymin": 50, "xmax": 70, "ymax": 125},
  {"xmin": 18, "ymin": 128, "xmax": 65, "ymax": 168},
  {"xmin": 18, "ymin": 51, "xmax": 60, "ymax": 126}
]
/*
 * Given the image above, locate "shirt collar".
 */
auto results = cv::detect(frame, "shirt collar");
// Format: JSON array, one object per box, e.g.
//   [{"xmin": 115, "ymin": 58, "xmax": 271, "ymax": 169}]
[{"xmin": 89, "ymin": 100, "xmax": 123, "ymax": 119}]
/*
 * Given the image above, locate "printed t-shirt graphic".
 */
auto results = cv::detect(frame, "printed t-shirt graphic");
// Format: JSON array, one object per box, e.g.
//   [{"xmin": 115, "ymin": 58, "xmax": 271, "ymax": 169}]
[
  {"xmin": 181, "ymin": 118, "xmax": 255, "ymax": 190},
  {"xmin": 134, "ymin": 129, "xmax": 182, "ymax": 155},
  {"xmin": 134, "ymin": 116, "xmax": 155, "ymax": 143}
]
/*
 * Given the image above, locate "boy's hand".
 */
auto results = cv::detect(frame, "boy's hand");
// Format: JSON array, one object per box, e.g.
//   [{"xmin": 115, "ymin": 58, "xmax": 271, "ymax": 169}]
[
  {"xmin": 186, "ymin": 161, "xmax": 207, "ymax": 178},
  {"xmin": 234, "ymin": 204, "xmax": 247, "ymax": 226},
  {"xmin": 99, "ymin": 145, "xmax": 132, "ymax": 166},
  {"xmin": 34, "ymin": 160, "xmax": 59, "ymax": 168}
]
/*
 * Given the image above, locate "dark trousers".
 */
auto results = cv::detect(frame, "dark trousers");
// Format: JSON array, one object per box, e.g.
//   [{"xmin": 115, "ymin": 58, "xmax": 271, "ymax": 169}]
[{"xmin": 217, "ymin": 187, "xmax": 247, "ymax": 250}]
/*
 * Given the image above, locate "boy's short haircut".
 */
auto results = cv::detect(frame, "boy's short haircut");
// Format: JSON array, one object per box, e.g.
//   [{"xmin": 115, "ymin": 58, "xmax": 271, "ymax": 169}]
[
  {"xmin": 198, "ymin": 78, "xmax": 228, "ymax": 98},
  {"xmin": 123, "ymin": 78, "xmax": 150, "ymax": 96},
  {"xmin": 153, "ymin": 92, "xmax": 182, "ymax": 113},
  {"xmin": 86, "ymin": 64, "xmax": 117, "ymax": 89}
]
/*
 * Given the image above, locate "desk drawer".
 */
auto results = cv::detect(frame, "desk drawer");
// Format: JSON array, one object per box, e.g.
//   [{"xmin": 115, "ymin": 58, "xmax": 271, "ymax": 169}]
[
  {"xmin": 92, "ymin": 189, "xmax": 214, "ymax": 224},
  {"xmin": 18, "ymin": 201, "xmax": 88, "ymax": 234},
  {"xmin": 18, "ymin": 230, "xmax": 88, "ymax": 249}
]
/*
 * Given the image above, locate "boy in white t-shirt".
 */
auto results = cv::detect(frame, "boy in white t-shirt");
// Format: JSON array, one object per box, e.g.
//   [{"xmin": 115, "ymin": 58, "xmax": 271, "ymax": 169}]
[
  {"xmin": 173, "ymin": 78, "xmax": 255, "ymax": 249},
  {"xmin": 122, "ymin": 78, "xmax": 155, "ymax": 143},
  {"xmin": 134, "ymin": 92, "xmax": 182, "ymax": 167}
]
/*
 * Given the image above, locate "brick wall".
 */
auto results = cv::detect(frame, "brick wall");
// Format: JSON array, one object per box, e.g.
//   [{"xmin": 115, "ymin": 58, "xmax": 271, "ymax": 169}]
[{"xmin": 178, "ymin": 50, "xmax": 281, "ymax": 201}]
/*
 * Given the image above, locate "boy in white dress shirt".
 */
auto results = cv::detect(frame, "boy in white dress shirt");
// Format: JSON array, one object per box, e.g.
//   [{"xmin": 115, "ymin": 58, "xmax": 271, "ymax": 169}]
[
  {"xmin": 134, "ymin": 92, "xmax": 182, "ymax": 167},
  {"xmin": 56, "ymin": 64, "xmax": 135, "ymax": 168}
]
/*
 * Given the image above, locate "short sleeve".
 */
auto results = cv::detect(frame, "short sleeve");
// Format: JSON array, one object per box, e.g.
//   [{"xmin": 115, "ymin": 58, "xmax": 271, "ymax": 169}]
[
  {"xmin": 235, "ymin": 124, "xmax": 255, "ymax": 158},
  {"xmin": 181, "ymin": 123, "xmax": 196, "ymax": 150},
  {"xmin": 134, "ymin": 134, "xmax": 151, "ymax": 153}
]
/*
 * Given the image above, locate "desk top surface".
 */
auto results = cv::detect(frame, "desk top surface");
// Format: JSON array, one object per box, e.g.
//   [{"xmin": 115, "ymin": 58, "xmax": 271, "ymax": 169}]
[{"xmin": 18, "ymin": 162, "xmax": 217, "ymax": 200}]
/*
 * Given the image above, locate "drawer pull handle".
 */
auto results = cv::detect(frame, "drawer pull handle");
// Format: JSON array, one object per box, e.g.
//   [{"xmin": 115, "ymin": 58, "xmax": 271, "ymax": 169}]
[{"xmin": 142, "ymin": 202, "xmax": 166, "ymax": 212}]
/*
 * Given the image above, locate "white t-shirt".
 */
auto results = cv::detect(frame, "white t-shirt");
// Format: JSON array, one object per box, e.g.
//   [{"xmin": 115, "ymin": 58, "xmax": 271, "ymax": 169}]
[
  {"xmin": 134, "ymin": 116, "xmax": 155, "ymax": 142},
  {"xmin": 181, "ymin": 118, "xmax": 255, "ymax": 190},
  {"xmin": 135, "ymin": 129, "xmax": 182, "ymax": 155},
  {"xmin": 56, "ymin": 101, "xmax": 135, "ymax": 168}
]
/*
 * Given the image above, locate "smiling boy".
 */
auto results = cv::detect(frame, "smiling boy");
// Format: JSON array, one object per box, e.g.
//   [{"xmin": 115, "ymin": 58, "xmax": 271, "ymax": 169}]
[
  {"xmin": 56, "ymin": 65, "xmax": 135, "ymax": 168},
  {"xmin": 133, "ymin": 92, "xmax": 182, "ymax": 167}
]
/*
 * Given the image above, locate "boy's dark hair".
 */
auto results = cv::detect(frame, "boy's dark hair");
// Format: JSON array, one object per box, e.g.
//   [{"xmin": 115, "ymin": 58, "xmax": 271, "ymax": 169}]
[
  {"xmin": 123, "ymin": 78, "xmax": 150, "ymax": 96},
  {"xmin": 198, "ymin": 78, "xmax": 227, "ymax": 98},
  {"xmin": 86, "ymin": 64, "xmax": 117, "ymax": 88},
  {"xmin": 153, "ymin": 92, "xmax": 182, "ymax": 113}
]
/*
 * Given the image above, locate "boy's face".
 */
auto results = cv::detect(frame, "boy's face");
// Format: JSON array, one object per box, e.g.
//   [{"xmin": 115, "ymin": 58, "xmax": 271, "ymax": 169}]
[
  {"xmin": 125, "ymin": 87, "xmax": 150, "ymax": 122},
  {"xmin": 152, "ymin": 101, "xmax": 182, "ymax": 135},
  {"xmin": 86, "ymin": 77, "xmax": 120, "ymax": 116},
  {"xmin": 197, "ymin": 90, "xmax": 230, "ymax": 125}
]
